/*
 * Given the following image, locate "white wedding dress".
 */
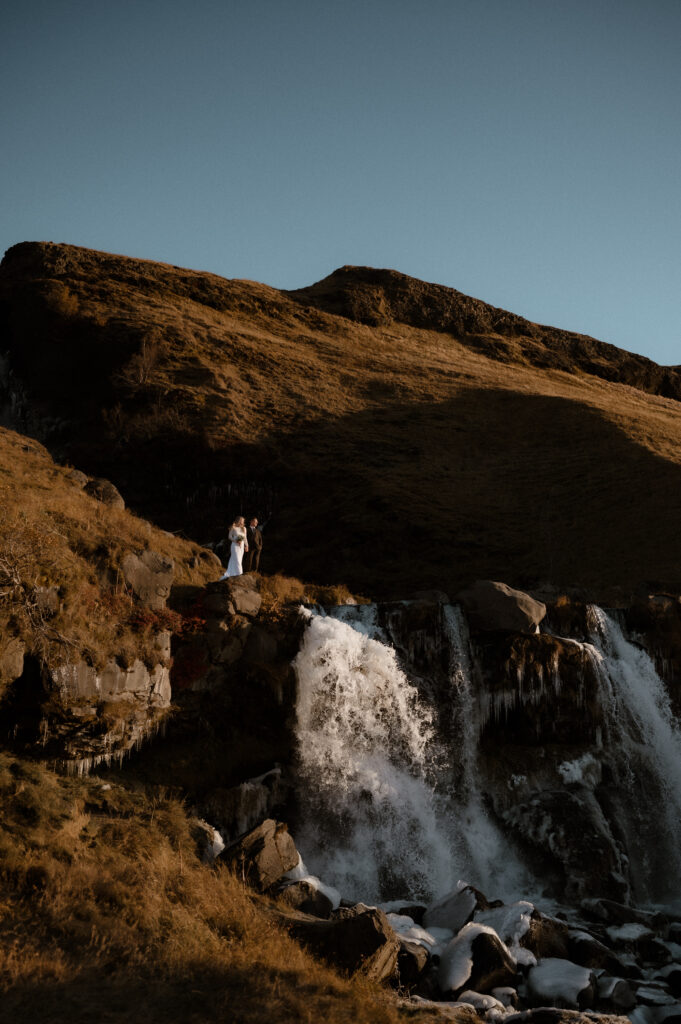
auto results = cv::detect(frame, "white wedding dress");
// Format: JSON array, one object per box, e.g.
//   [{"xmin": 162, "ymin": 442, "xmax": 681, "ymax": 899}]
[{"xmin": 225, "ymin": 526, "xmax": 247, "ymax": 577}]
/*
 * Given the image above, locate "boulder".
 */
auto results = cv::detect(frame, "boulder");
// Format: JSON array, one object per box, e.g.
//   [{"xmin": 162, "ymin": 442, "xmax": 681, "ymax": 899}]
[
  {"xmin": 567, "ymin": 930, "xmax": 627, "ymax": 976},
  {"xmin": 223, "ymin": 819, "xmax": 298, "ymax": 890},
  {"xmin": 656, "ymin": 965, "xmax": 681, "ymax": 998},
  {"xmin": 523, "ymin": 913, "xmax": 571, "ymax": 960},
  {"xmin": 581, "ymin": 899, "xmax": 669, "ymax": 936},
  {"xmin": 397, "ymin": 939, "xmax": 430, "ymax": 987},
  {"xmin": 66, "ymin": 468, "xmax": 88, "ymax": 488},
  {"xmin": 457, "ymin": 580, "xmax": 547, "ymax": 633},
  {"xmin": 121, "ymin": 550, "xmax": 175, "ymax": 611},
  {"xmin": 289, "ymin": 906, "xmax": 399, "ymax": 982},
  {"xmin": 228, "ymin": 575, "xmax": 262, "ymax": 617},
  {"xmin": 596, "ymin": 975, "xmax": 637, "ymax": 1012},
  {"xmin": 84, "ymin": 477, "xmax": 125, "ymax": 509},
  {"xmin": 526, "ymin": 958, "xmax": 597, "ymax": 1010},
  {"xmin": 438, "ymin": 923, "xmax": 517, "ymax": 996},
  {"xmin": 206, "ymin": 576, "xmax": 262, "ymax": 617},
  {"xmin": 425, "ymin": 883, "xmax": 489, "ymax": 932},
  {"xmin": 278, "ymin": 880, "xmax": 333, "ymax": 919}
]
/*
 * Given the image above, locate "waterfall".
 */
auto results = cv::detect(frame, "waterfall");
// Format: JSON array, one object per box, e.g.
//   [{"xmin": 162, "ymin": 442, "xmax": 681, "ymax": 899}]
[
  {"xmin": 293, "ymin": 610, "xmax": 453, "ymax": 902},
  {"xmin": 588, "ymin": 607, "xmax": 681, "ymax": 902},
  {"xmin": 292, "ymin": 605, "xmax": 530, "ymax": 904},
  {"xmin": 442, "ymin": 605, "xmax": 531, "ymax": 900}
]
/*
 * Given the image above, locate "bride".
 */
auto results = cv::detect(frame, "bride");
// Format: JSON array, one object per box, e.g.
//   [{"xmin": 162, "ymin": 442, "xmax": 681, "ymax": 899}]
[{"xmin": 222, "ymin": 516, "xmax": 248, "ymax": 578}]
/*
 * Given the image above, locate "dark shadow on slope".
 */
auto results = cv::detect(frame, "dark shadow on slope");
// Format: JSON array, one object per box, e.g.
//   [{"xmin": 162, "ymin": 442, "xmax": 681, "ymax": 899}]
[{"xmin": 49, "ymin": 388, "xmax": 681, "ymax": 603}]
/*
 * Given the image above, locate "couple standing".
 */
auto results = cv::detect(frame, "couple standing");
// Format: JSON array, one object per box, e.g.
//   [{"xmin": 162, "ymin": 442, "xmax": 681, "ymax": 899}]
[{"xmin": 223, "ymin": 516, "xmax": 263, "ymax": 578}]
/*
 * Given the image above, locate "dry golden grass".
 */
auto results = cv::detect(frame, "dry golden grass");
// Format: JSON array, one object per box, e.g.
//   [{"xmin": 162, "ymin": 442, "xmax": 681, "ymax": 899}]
[
  {"xmin": 0, "ymin": 427, "xmax": 216, "ymax": 671},
  {"xmin": 0, "ymin": 753, "xmax": 447, "ymax": 1024},
  {"xmin": 4, "ymin": 241, "xmax": 681, "ymax": 599}
]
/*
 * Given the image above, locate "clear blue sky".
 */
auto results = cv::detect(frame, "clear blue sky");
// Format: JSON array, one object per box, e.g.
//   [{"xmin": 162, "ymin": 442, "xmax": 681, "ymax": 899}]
[{"xmin": 2, "ymin": 0, "xmax": 680, "ymax": 364}]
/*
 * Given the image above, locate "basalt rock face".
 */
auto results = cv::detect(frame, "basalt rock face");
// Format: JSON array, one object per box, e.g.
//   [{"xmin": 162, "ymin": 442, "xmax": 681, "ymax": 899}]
[{"xmin": 2, "ymin": 647, "xmax": 172, "ymax": 773}]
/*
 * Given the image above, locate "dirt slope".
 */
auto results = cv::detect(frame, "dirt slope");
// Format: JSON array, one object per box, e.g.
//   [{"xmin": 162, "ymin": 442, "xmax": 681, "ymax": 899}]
[{"xmin": 1, "ymin": 240, "xmax": 680, "ymax": 600}]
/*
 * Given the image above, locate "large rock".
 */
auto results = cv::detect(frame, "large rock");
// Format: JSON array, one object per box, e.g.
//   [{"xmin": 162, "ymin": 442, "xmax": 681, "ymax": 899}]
[
  {"xmin": 84, "ymin": 477, "xmax": 125, "ymax": 509},
  {"xmin": 223, "ymin": 819, "xmax": 298, "ymax": 890},
  {"xmin": 457, "ymin": 580, "xmax": 547, "ymax": 633},
  {"xmin": 424, "ymin": 883, "xmax": 489, "ymax": 932},
  {"xmin": 278, "ymin": 880, "xmax": 333, "ymax": 919},
  {"xmin": 438, "ymin": 924, "xmax": 517, "ymax": 996},
  {"xmin": 206, "ymin": 575, "xmax": 262, "ymax": 617},
  {"xmin": 289, "ymin": 905, "xmax": 399, "ymax": 982},
  {"xmin": 596, "ymin": 975, "xmax": 636, "ymax": 1012},
  {"xmin": 397, "ymin": 939, "xmax": 431, "ymax": 987},
  {"xmin": 526, "ymin": 958, "xmax": 597, "ymax": 1010},
  {"xmin": 121, "ymin": 550, "xmax": 175, "ymax": 611}
]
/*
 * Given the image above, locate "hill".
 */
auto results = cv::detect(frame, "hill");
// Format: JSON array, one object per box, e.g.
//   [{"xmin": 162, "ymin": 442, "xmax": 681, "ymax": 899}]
[{"xmin": 2, "ymin": 240, "xmax": 681, "ymax": 600}]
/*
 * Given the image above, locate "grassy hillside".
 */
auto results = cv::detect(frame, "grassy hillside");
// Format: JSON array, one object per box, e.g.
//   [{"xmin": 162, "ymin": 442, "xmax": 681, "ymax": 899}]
[
  {"xmin": 2, "ymin": 241, "xmax": 681, "ymax": 600},
  {"xmin": 0, "ymin": 425, "xmax": 215, "ymax": 673},
  {"xmin": 0, "ymin": 752, "xmax": 449, "ymax": 1024}
]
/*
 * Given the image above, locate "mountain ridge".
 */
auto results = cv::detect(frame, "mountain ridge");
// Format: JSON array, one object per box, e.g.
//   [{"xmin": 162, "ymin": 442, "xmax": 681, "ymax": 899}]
[{"xmin": 2, "ymin": 240, "xmax": 681, "ymax": 600}]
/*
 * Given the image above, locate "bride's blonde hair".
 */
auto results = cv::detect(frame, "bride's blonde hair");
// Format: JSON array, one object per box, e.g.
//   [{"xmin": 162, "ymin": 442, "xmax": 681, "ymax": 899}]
[{"xmin": 232, "ymin": 516, "xmax": 245, "ymax": 528}]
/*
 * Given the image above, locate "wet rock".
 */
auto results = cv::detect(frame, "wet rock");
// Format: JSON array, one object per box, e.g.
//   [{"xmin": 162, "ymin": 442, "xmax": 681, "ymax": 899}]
[
  {"xmin": 438, "ymin": 923, "xmax": 517, "ymax": 996},
  {"xmin": 492, "ymin": 986, "xmax": 520, "ymax": 1008},
  {"xmin": 567, "ymin": 929, "xmax": 627, "ymax": 976},
  {"xmin": 121, "ymin": 550, "xmax": 175, "ymax": 611},
  {"xmin": 605, "ymin": 924, "xmax": 671, "ymax": 965},
  {"xmin": 200, "ymin": 768, "xmax": 286, "ymax": 840},
  {"xmin": 522, "ymin": 912, "xmax": 571, "ymax": 960},
  {"xmin": 84, "ymin": 477, "xmax": 125, "ymax": 508},
  {"xmin": 457, "ymin": 580, "xmax": 547, "ymax": 633},
  {"xmin": 278, "ymin": 880, "xmax": 333, "ymax": 918},
  {"xmin": 655, "ymin": 1005, "xmax": 681, "ymax": 1024},
  {"xmin": 425, "ymin": 883, "xmax": 489, "ymax": 932},
  {"xmin": 596, "ymin": 975, "xmax": 637, "ymax": 1012},
  {"xmin": 581, "ymin": 899, "xmax": 669, "ymax": 936},
  {"xmin": 526, "ymin": 958, "xmax": 597, "ymax": 1010},
  {"xmin": 502, "ymin": 791, "xmax": 627, "ymax": 901},
  {"xmin": 289, "ymin": 906, "xmax": 399, "ymax": 982},
  {"xmin": 223, "ymin": 818, "xmax": 298, "ymax": 891},
  {"xmin": 656, "ymin": 964, "xmax": 681, "ymax": 998},
  {"xmin": 397, "ymin": 938, "xmax": 431, "ymax": 987},
  {"xmin": 634, "ymin": 984, "xmax": 677, "ymax": 1007}
]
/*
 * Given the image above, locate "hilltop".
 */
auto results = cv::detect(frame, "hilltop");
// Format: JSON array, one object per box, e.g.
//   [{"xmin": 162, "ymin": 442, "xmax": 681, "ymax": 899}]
[{"xmin": 2, "ymin": 240, "xmax": 681, "ymax": 600}]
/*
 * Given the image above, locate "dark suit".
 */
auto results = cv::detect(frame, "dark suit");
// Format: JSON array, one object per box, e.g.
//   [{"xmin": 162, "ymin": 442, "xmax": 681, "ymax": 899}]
[{"xmin": 246, "ymin": 525, "xmax": 263, "ymax": 572}]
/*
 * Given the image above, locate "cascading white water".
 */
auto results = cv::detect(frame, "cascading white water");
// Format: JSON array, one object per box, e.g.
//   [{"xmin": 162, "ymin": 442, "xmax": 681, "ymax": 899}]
[
  {"xmin": 442, "ymin": 606, "xmax": 531, "ymax": 899},
  {"xmin": 293, "ymin": 609, "xmax": 453, "ymax": 902},
  {"xmin": 293, "ymin": 604, "xmax": 531, "ymax": 904},
  {"xmin": 588, "ymin": 607, "xmax": 681, "ymax": 901}
]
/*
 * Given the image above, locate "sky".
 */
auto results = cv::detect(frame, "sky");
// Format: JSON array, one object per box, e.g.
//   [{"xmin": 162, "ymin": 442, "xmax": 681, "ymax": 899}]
[{"xmin": 1, "ymin": 0, "xmax": 680, "ymax": 364}]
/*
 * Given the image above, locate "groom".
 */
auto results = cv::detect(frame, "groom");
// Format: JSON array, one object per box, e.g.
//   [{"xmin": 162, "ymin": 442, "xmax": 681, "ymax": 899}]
[{"xmin": 245, "ymin": 517, "xmax": 263, "ymax": 572}]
